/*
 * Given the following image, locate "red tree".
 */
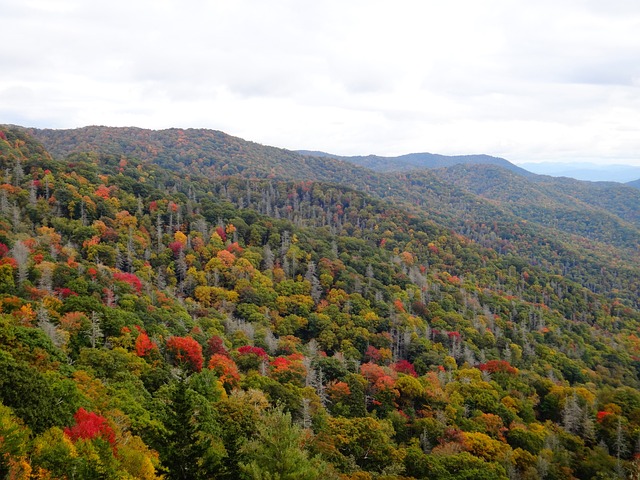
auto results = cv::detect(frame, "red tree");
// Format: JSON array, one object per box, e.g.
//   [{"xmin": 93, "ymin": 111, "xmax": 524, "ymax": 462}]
[
  {"xmin": 207, "ymin": 335, "xmax": 229, "ymax": 357},
  {"xmin": 113, "ymin": 271, "xmax": 142, "ymax": 293},
  {"xmin": 166, "ymin": 336, "xmax": 204, "ymax": 372},
  {"xmin": 392, "ymin": 360, "xmax": 418, "ymax": 377},
  {"xmin": 64, "ymin": 408, "xmax": 116, "ymax": 447},
  {"xmin": 135, "ymin": 330, "xmax": 158, "ymax": 357}
]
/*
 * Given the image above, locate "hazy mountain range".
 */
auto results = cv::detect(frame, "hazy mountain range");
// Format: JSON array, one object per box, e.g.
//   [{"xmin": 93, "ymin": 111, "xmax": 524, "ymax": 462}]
[{"xmin": 299, "ymin": 149, "xmax": 640, "ymax": 185}]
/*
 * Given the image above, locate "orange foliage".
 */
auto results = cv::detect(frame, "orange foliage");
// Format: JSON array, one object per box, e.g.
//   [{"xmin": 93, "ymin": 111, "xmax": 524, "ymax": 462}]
[
  {"xmin": 216, "ymin": 249, "xmax": 236, "ymax": 268},
  {"xmin": 208, "ymin": 354, "xmax": 240, "ymax": 387}
]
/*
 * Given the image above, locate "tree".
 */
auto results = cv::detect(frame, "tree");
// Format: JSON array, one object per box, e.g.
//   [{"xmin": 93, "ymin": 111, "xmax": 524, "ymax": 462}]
[
  {"xmin": 158, "ymin": 379, "xmax": 224, "ymax": 480},
  {"xmin": 240, "ymin": 407, "xmax": 331, "ymax": 480},
  {"xmin": 166, "ymin": 336, "xmax": 204, "ymax": 372},
  {"xmin": 11, "ymin": 240, "xmax": 29, "ymax": 285},
  {"xmin": 63, "ymin": 407, "xmax": 116, "ymax": 447},
  {"xmin": 0, "ymin": 403, "xmax": 31, "ymax": 478}
]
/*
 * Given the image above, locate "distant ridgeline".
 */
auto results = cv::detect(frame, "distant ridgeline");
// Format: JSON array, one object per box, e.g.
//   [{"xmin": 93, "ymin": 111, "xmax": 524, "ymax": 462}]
[
  {"xmin": 0, "ymin": 124, "xmax": 639, "ymax": 478},
  {"xmin": 297, "ymin": 149, "xmax": 532, "ymax": 176}
]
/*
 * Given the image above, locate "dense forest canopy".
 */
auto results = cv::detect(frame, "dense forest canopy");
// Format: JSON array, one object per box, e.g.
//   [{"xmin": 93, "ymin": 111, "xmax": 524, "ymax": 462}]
[{"xmin": 1, "ymin": 125, "xmax": 640, "ymax": 479}]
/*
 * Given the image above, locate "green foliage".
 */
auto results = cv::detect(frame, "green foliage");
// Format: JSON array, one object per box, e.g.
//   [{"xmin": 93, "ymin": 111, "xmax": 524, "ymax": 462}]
[
  {"xmin": 0, "ymin": 124, "xmax": 639, "ymax": 477},
  {"xmin": 240, "ymin": 407, "xmax": 332, "ymax": 480}
]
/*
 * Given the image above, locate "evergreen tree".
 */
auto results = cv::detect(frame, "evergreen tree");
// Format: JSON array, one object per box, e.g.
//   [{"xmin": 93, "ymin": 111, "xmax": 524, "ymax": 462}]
[{"xmin": 240, "ymin": 407, "xmax": 331, "ymax": 480}]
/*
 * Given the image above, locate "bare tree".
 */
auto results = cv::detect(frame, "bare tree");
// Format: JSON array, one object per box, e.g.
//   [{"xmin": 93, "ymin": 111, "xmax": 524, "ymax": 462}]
[
  {"xmin": 86, "ymin": 312, "xmax": 104, "ymax": 349},
  {"xmin": 12, "ymin": 240, "xmax": 29, "ymax": 285}
]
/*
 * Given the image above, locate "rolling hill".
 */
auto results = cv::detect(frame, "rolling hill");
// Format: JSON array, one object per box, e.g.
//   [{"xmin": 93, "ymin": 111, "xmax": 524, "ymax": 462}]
[
  {"xmin": 2, "ymin": 124, "xmax": 640, "ymax": 478},
  {"xmin": 297, "ymin": 149, "xmax": 532, "ymax": 175},
  {"xmin": 26, "ymin": 126, "xmax": 640, "ymax": 306}
]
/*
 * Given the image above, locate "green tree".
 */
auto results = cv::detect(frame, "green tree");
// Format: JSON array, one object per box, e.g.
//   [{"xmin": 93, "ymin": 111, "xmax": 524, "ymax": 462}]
[
  {"xmin": 240, "ymin": 406, "xmax": 332, "ymax": 480},
  {"xmin": 156, "ymin": 378, "xmax": 225, "ymax": 480}
]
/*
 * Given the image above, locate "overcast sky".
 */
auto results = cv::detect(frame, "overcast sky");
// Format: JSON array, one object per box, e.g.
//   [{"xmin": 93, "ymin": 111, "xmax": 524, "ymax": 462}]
[{"xmin": 2, "ymin": 0, "xmax": 640, "ymax": 164}]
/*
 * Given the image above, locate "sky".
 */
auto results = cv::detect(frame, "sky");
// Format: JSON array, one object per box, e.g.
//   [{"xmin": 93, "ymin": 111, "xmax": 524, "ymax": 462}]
[{"xmin": 2, "ymin": 0, "xmax": 640, "ymax": 165}]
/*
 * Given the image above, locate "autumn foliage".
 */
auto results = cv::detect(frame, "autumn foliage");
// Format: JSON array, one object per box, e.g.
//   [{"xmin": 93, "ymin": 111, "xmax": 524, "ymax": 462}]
[
  {"xmin": 135, "ymin": 330, "xmax": 158, "ymax": 357},
  {"xmin": 166, "ymin": 336, "xmax": 204, "ymax": 372},
  {"xmin": 208, "ymin": 354, "xmax": 240, "ymax": 387},
  {"xmin": 113, "ymin": 271, "xmax": 143, "ymax": 293},
  {"xmin": 64, "ymin": 408, "xmax": 116, "ymax": 447}
]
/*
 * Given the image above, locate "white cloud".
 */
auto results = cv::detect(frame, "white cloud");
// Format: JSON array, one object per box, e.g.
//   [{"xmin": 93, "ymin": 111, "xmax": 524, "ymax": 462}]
[{"xmin": 1, "ymin": 0, "xmax": 640, "ymax": 164}]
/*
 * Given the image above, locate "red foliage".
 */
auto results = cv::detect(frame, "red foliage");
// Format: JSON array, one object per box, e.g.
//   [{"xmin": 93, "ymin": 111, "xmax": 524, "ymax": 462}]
[
  {"xmin": 0, "ymin": 243, "xmax": 8, "ymax": 257},
  {"xmin": 94, "ymin": 184, "xmax": 111, "ymax": 199},
  {"xmin": 149, "ymin": 200, "xmax": 158, "ymax": 212},
  {"xmin": 269, "ymin": 354, "xmax": 307, "ymax": 384},
  {"xmin": 447, "ymin": 331, "xmax": 461, "ymax": 340},
  {"xmin": 392, "ymin": 360, "xmax": 418, "ymax": 377},
  {"xmin": 360, "ymin": 362, "xmax": 388, "ymax": 384},
  {"xmin": 166, "ymin": 336, "xmax": 204, "ymax": 372},
  {"xmin": 270, "ymin": 356, "xmax": 291, "ymax": 370},
  {"xmin": 0, "ymin": 257, "xmax": 17, "ymax": 268},
  {"xmin": 226, "ymin": 242, "xmax": 243, "ymax": 254},
  {"xmin": 135, "ymin": 331, "xmax": 158, "ymax": 357},
  {"xmin": 237, "ymin": 345, "xmax": 269, "ymax": 359},
  {"xmin": 439, "ymin": 427, "xmax": 465, "ymax": 445},
  {"xmin": 373, "ymin": 375, "xmax": 397, "ymax": 393},
  {"xmin": 113, "ymin": 271, "xmax": 142, "ymax": 293},
  {"xmin": 55, "ymin": 287, "xmax": 78, "ymax": 298},
  {"xmin": 64, "ymin": 408, "xmax": 116, "ymax": 447},
  {"xmin": 478, "ymin": 360, "xmax": 518, "ymax": 375},
  {"xmin": 207, "ymin": 335, "xmax": 229, "ymax": 357},
  {"xmin": 393, "ymin": 299, "xmax": 405, "ymax": 312},
  {"xmin": 364, "ymin": 345, "xmax": 382, "ymax": 363},
  {"xmin": 168, "ymin": 241, "xmax": 184, "ymax": 256},
  {"xmin": 215, "ymin": 226, "xmax": 227, "ymax": 242},
  {"xmin": 596, "ymin": 411, "xmax": 612, "ymax": 423}
]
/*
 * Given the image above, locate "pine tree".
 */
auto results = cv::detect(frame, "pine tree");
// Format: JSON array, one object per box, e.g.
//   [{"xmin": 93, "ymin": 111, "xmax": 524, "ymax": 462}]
[
  {"xmin": 160, "ymin": 380, "xmax": 207, "ymax": 480},
  {"xmin": 240, "ymin": 407, "xmax": 329, "ymax": 480}
]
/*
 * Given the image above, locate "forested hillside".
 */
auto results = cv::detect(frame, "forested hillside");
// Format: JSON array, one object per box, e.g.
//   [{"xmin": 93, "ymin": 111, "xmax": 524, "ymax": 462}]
[
  {"xmin": 297, "ymin": 150, "xmax": 530, "ymax": 176},
  {"xmin": 2, "ymin": 125, "xmax": 640, "ymax": 478}
]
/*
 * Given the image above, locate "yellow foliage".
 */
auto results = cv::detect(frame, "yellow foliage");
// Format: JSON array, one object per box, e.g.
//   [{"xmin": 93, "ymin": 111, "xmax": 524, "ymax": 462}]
[
  {"xmin": 396, "ymin": 374, "xmax": 425, "ymax": 399},
  {"xmin": 195, "ymin": 286, "xmax": 238, "ymax": 308},
  {"xmin": 42, "ymin": 296, "xmax": 63, "ymax": 317},
  {"xmin": 117, "ymin": 435, "xmax": 161, "ymax": 479},
  {"xmin": 501, "ymin": 395, "xmax": 520, "ymax": 413},
  {"xmin": 463, "ymin": 431, "xmax": 510, "ymax": 462},
  {"xmin": 209, "ymin": 232, "xmax": 225, "ymax": 252},
  {"xmin": 32, "ymin": 427, "xmax": 77, "ymax": 460},
  {"xmin": 174, "ymin": 230, "xmax": 187, "ymax": 246},
  {"xmin": 115, "ymin": 210, "xmax": 137, "ymax": 228},
  {"xmin": 7, "ymin": 457, "xmax": 33, "ymax": 480}
]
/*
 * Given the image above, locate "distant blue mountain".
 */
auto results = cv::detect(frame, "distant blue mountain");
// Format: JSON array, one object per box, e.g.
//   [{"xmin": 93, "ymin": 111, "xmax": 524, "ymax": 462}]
[{"xmin": 520, "ymin": 162, "xmax": 640, "ymax": 183}]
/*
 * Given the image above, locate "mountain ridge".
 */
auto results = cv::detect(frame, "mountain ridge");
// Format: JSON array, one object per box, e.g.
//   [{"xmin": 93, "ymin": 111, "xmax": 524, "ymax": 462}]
[
  {"xmin": 297, "ymin": 149, "xmax": 532, "ymax": 176},
  {"xmin": 1, "ymin": 124, "xmax": 640, "ymax": 478},
  {"xmin": 22, "ymin": 125, "xmax": 640, "ymax": 306}
]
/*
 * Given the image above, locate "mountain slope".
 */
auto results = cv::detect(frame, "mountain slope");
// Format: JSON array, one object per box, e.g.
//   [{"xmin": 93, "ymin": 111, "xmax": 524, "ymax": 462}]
[
  {"xmin": 24, "ymin": 126, "xmax": 640, "ymax": 307},
  {"xmin": 432, "ymin": 163, "xmax": 640, "ymax": 242},
  {"xmin": 27, "ymin": 125, "xmax": 378, "ymax": 187},
  {"xmin": 2, "ymin": 125, "xmax": 640, "ymax": 478},
  {"xmin": 298, "ymin": 149, "xmax": 532, "ymax": 175}
]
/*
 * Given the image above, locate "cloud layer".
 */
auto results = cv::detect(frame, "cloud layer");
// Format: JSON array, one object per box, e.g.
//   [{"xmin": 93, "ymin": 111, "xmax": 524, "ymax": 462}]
[{"xmin": 2, "ymin": 0, "xmax": 640, "ymax": 164}]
